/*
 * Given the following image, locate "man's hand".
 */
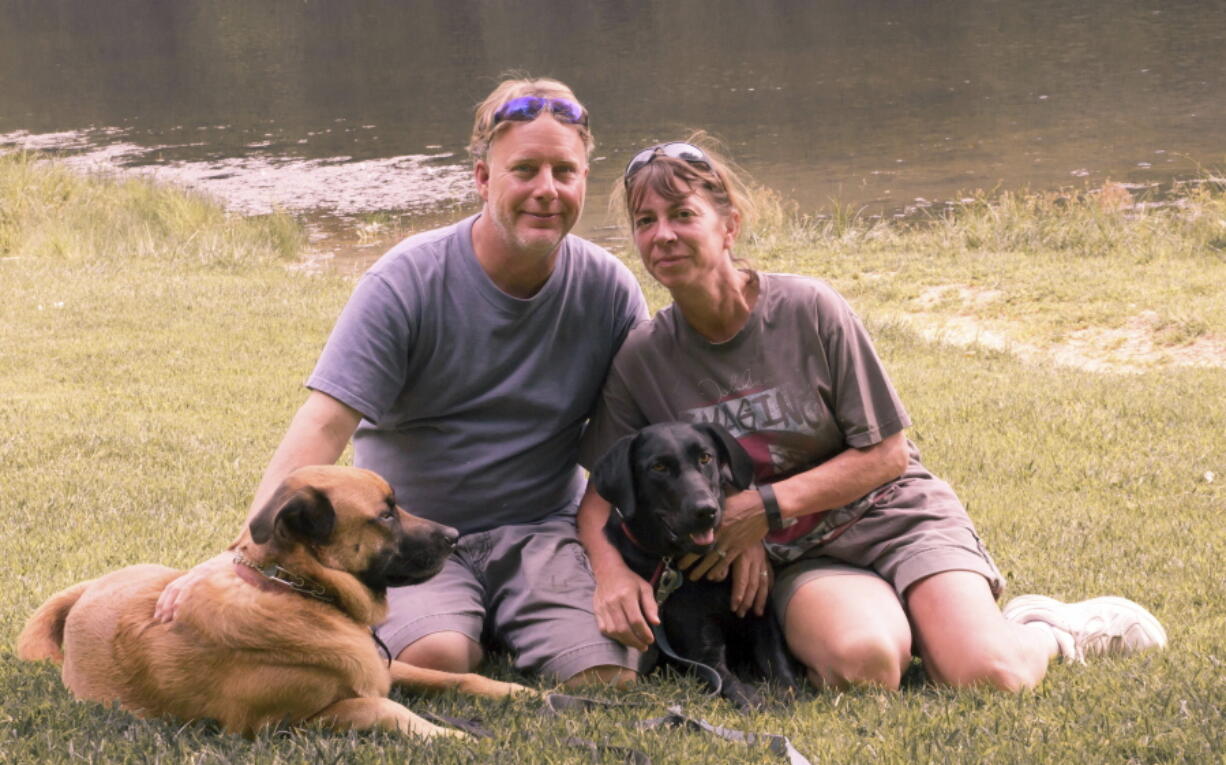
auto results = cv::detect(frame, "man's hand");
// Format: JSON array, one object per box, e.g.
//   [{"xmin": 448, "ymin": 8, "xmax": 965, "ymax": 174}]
[
  {"xmin": 153, "ymin": 552, "xmax": 230, "ymax": 623},
  {"xmin": 592, "ymin": 559, "xmax": 659, "ymax": 653},
  {"xmin": 680, "ymin": 488, "xmax": 770, "ymax": 581}
]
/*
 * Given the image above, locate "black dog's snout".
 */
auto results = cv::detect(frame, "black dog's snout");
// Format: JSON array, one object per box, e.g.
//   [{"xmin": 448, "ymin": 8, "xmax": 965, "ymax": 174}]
[{"xmin": 694, "ymin": 504, "xmax": 718, "ymax": 524}]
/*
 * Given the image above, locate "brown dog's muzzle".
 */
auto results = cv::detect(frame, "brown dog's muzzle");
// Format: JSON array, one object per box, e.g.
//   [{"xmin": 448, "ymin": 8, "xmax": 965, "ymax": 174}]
[{"xmin": 363, "ymin": 515, "xmax": 459, "ymax": 591}]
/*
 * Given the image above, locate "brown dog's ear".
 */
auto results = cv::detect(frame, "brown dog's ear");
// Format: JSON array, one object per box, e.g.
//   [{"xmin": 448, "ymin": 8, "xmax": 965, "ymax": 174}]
[
  {"xmin": 694, "ymin": 423, "xmax": 756, "ymax": 491},
  {"xmin": 249, "ymin": 481, "xmax": 336, "ymax": 547},
  {"xmin": 592, "ymin": 432, "xmax": 639, "ymax": 521}
]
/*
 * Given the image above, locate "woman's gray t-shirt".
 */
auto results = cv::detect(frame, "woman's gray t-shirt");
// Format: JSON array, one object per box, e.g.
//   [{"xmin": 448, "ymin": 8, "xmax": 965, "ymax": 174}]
[
  {"xmin": 580, "ymin": 272, "xmax": 910, "ymax": 478},
  {"xmin": 581, "ymin": 272, "xmax": 980, "ymax": 567}
]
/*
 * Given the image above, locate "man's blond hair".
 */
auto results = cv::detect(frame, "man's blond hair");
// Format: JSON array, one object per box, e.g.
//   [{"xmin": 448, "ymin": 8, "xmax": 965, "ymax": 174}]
[{"xmin": 469, "ymin": 76, "xmax": 593, "ymax": 161}]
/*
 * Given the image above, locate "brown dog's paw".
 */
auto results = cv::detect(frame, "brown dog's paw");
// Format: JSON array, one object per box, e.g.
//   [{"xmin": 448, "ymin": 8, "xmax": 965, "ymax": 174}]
[{"xmin": 503, "ymin": 681, "xmax": 544, "ymax": 699}]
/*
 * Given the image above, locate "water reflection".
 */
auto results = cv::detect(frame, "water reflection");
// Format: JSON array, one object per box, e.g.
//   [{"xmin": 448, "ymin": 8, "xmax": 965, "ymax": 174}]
[{"xmin": 1, "ymin": 0, "xmax": 1223, "ymax": 250}]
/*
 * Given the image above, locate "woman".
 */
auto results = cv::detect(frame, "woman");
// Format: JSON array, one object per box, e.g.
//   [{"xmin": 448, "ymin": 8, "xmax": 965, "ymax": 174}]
[{"xmin": 576, "ymin": 138, "xmax": 1166, "ymax": 691}]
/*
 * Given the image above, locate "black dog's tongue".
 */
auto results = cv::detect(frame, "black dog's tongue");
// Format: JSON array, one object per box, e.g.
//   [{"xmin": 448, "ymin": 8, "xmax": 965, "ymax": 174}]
[{"xmin": 689, "ymin": 528, "xmax": 716, "ymax": 546}]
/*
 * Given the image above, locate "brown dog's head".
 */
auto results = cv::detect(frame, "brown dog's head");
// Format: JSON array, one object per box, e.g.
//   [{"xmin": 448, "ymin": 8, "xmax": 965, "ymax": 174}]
[{"xmin": 248, "ymin": 466, "xmax": 459, "ymax": 592}]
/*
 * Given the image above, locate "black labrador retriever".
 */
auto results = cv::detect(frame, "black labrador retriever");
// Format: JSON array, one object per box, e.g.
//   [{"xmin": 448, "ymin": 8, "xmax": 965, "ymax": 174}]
[{"xmin": 592, "ymin": 422, "xmax": 799, "ymax": 709}]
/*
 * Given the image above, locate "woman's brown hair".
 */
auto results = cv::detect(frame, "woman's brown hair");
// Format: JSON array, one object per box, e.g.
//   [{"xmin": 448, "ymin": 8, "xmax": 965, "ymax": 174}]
[{"xmin": 616, "ymin": 131, "xmax": 757, "ymax": 238}]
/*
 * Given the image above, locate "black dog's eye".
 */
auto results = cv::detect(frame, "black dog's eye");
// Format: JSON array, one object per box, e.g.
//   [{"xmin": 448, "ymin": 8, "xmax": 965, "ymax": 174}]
[
  {"xmin": 650, "ymin": 462, "xmax": 668, "ymax": 473},
  {"xmin": 698, "ymin": 452, "xmax": 713, "ymax": 465}
]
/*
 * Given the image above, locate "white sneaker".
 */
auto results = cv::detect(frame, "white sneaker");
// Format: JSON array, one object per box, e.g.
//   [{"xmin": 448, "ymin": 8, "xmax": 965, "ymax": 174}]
[{"xmin": 1003, "ymin": 594, "xmax": 1168, "ymax": 664}]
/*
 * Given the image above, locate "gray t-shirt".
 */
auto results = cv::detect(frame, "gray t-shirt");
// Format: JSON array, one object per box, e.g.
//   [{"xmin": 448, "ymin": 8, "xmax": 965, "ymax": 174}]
[
  {"xmin": 308, "ymin": 214, "xmax": 647, "ymax": 533},
  {"xmin": 580, "ymin": 272, "xmax": 911, "ymax": 479}
]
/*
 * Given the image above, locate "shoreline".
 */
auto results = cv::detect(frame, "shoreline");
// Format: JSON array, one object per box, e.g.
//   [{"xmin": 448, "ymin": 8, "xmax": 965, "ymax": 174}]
[{"xmin": 5, "ymin": 150, "xmax": 1224, "ymax": 373}]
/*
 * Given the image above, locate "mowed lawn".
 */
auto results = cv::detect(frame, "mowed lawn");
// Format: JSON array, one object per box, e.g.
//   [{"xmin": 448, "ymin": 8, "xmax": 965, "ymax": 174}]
[{"xmin": 1, "ymin": 154, "xmax": 1223, "ymax": 763}]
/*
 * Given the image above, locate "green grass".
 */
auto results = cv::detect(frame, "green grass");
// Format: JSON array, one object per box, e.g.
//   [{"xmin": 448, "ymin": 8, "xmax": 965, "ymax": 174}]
[
  {"xmin": 2, "ymin": 154, "xmax": 1224, "ymax": 763},
  {"xmin": 740, "ymin": 183, "xmax": 1226, "ymax": 363}
]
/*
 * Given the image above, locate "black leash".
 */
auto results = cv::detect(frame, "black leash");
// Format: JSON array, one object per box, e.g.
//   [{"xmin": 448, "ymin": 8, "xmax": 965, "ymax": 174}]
[
  {"xmin": 371, "ymin": 628, "xmax": 393, "ymax": 667},
  {"xmin": 614, "ymin": 521, "xmax": 728, "ymax": 700},
  {"xmin": 646, "ymin": 557, "xmax": 727, "ymax": 698},
  {"xmin": 430, "ymin": 695, "xmax": 814, "ymax": 765},
  {"xmin": 649, "ymin": 623, "xmax": 723, "ymax": 697},
  {"xmin": 638, "ymin": 705, "xmax": 814, "ymax": 765},
  {"xmin": 410, "ymin": 525, "xmax": 811, "ymax": 762},
  {"xmin": 418, "ymin": 711, "xmax": 495, "ymax": 738}
]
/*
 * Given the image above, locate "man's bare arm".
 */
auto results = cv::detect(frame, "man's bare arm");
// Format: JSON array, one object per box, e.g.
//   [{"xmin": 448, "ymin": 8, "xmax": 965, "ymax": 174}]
[{"xmin": 243, "ymin": 390, "xmax": 363, "ymax": 520}]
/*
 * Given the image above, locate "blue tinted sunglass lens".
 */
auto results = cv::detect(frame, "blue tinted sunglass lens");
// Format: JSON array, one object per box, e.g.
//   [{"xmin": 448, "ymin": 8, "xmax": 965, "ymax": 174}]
[
  {"xmin": 548, "ymin": 99, "xmax": 585, "ymax": 123},
  {"xmin": 494, "ymin": 96, "xmax": 586, "ymax": 126},
  {"xmin": 499, "ymin": 97, "xmax": 545, "ymax": 121}
]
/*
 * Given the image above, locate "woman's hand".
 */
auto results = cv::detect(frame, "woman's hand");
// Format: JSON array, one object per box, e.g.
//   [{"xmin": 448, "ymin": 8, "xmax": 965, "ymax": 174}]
[
  {"xmin": 680, "ymin": 488, "xmax": 770, "ymax": 581},
  {"xmin": 153, "ymin": 552, "xmax": 230, "ymax": 622},
  {"xmin": 729, "ymin": 543, "xmax": 772, "ymax": 618},
  {"xmin": 592, "ymin": 558, "xmax": 660, "ymax": 653}
]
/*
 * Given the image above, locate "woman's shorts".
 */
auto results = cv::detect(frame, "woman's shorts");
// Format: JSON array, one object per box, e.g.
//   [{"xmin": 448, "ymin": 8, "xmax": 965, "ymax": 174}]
[{"xmin": 771, "ymin": 471, "xmax": 1005, "ymax": 621}]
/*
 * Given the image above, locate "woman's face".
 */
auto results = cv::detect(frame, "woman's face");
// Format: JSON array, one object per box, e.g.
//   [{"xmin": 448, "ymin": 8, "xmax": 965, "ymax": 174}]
[{"xmin": 630, "ymin": 184, "xmax": 739, "ymax": 291}]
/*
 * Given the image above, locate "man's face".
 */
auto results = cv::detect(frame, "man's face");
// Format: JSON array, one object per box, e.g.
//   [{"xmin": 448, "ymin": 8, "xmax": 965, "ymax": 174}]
[{"xmin": 474, "ymin": 116, "xmax": 589, "ymax": 259}]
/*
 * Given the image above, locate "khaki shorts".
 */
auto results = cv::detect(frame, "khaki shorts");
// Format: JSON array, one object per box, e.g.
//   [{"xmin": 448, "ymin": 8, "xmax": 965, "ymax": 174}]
[
  {"xmin": 772, "ymin": 472, "xmax": 1005, "ymax": 621},
  {"xmin": 375, "ymin": 515, "xmax": 641, "ymax": 682}
]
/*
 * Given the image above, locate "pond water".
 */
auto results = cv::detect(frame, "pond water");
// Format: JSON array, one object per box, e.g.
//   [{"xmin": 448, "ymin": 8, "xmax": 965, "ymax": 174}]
[{"xmin": 2, "ymin": 0, "xmax": 1224, "ymax": 258}]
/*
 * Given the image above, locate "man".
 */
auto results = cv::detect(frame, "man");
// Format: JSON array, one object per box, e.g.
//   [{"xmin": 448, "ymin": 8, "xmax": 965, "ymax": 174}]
[{"xmin": 157, "ymin": 77, "xmax": 647, "ymax": 685}]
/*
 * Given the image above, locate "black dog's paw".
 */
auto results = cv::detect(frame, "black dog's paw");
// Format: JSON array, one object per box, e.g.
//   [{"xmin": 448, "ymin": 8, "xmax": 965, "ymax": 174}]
[{"xmin": 723, "ymin": 678, "xmax": 765, "ymax": 711}]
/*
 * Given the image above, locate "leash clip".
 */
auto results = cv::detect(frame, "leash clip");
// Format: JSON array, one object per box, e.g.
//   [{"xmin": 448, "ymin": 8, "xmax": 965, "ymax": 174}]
[{"xmin": 654, "ymin": 559, "xmax": 683, "ymax": 605}]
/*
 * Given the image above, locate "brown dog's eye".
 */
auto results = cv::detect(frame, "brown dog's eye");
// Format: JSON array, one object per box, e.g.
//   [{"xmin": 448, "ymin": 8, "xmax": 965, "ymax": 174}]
[{"xmin": 698, "ymin": 452, "xmax": 713, "ymax": 465}]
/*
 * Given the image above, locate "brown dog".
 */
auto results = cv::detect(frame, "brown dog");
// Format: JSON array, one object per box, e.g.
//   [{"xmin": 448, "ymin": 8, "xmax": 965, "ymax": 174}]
[{"xmin": 18, "ymin": 465, "xmax": 533, "ymax": 737}]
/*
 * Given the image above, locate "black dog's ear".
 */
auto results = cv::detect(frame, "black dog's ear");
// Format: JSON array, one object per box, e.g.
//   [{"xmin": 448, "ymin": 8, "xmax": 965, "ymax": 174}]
[
  {"xmin": 591, "ymin": 433, "xmax": 639, "ymax": 521},
  {"xmin": 249, "ymin": 482, "xmax": 336, "ymax": 547},
  {"xmin": 694, "ymin": 423, "xmax": 756, "ymax": 491}
]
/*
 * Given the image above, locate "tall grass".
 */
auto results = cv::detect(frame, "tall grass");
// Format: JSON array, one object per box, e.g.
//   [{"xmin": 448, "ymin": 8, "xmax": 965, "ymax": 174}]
[
  {"xmin": 1, "ymin": 157, "xmax": 1223, "ymax": 763},
  {"xmin": 0, "ymin": 152, "xmax": 302, "ymax": 268},
  {"xmin": 741, "ymin": 180, "xmax": 1226, "ymax": 351}
]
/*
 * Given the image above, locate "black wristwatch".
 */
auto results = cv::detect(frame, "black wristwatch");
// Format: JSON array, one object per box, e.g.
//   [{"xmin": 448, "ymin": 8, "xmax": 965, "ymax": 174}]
[{"xmin": 758, "ymin": 483, "xmax": 795, "ymax": 533}]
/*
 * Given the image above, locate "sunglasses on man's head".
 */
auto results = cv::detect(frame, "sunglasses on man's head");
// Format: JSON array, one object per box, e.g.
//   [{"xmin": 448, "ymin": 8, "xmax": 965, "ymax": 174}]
[
  {"xmin": 492, "ymin": 96, "xmax": 588, "ymax": 128},
  {"xmin": 623, "ymin": 142, "xmax": 712, "ymax": 187}
]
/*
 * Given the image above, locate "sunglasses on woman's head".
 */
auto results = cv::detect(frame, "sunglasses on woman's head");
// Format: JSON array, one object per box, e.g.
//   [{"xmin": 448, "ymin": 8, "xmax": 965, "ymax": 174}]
[
  {"xmin": 623, "ymin": 142, "xmax": 712, "ymax": 187},
  {"xmin": 492, "ymin": 96, "xmax": 588, "ymax": 128}
]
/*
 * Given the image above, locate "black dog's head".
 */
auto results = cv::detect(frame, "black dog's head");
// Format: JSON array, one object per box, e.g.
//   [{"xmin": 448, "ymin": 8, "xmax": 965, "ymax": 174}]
[
  {"xmin": 592, "ymin": 422, "xmax": 755, "ymax": 557},
  {"xmin": 248, "ymin": 466, "xmax": 460, "ymax": 593}
]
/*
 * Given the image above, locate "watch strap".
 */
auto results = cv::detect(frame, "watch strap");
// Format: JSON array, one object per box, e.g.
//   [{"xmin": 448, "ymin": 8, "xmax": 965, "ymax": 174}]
[{"xmin": 758, "ymin": 483, "xmax": 791, "ymax": 533}]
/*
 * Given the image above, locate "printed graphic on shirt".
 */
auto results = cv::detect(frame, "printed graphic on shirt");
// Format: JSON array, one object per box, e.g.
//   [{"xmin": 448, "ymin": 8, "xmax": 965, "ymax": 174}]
[{"xmin": 682, "ymin": 384, "xmax": 821, "ymax": 480}]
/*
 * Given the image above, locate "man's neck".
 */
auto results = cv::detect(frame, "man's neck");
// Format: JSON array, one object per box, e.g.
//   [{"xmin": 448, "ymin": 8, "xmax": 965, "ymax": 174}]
[{"xmin": 470, "ymin": 214, "xmax": 560, "ymax": 299}]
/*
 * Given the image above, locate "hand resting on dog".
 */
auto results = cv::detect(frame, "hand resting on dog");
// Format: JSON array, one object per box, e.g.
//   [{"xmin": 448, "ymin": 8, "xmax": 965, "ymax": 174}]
[
  {"xmin": 153, "ymin": 552, "xmax": 229, "ymax": 623},
  {"xmin": 679, "ymin": 487, "xmax": 773, "ymax": 617},
  {"xmin": 156, "ymin": 391, "xmax": 361, "ymax": 623},
  {"xmin": 580, "ymin": 422, "xmax": 800, "ymax": 708},
  {"xmin": 581, "ymin": 485, "xmax": 772, "ymax": 650},
  {"xmin": 586, "ymin": 518, "xmax": 661, "ymax": 652}
]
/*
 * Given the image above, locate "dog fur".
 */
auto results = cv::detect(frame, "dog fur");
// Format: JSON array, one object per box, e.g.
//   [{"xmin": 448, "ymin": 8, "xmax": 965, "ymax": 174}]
[
  {"xmin": 592, "ymin": 422, "xmax": 799, "ymax": 709},
  {"xmin": 17, "ymin": 465, "xmax": 531, "ymax": 738}
]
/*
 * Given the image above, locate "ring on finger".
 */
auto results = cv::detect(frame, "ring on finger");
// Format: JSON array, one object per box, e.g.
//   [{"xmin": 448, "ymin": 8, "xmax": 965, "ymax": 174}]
[{"xmin": 716, "ymin": 549, "xmax": 728, "ymax": 559}]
